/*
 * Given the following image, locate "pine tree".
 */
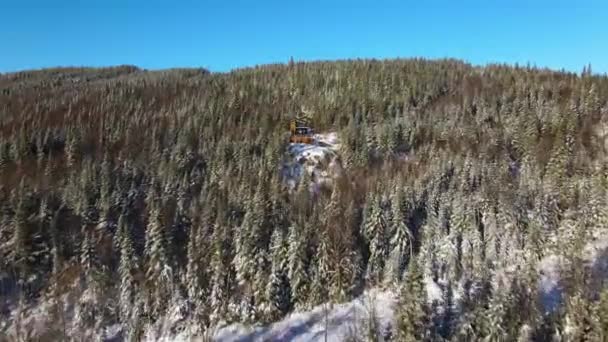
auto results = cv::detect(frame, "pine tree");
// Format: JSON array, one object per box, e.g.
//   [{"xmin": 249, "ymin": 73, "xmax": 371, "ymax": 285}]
[
  {"xmin": 185, "ymin": 214, "xmax": 207, "ymax": 325},
  {"xmin": 233, "ymin": 198, "xmax": 253, "ymax": 285},
  {"xmin": 590, "ymin": 287, "xmax": 608, "ymax": 341},
  {"xmin": 396, "ymin": 256, "xmax": 428, "ymax": 341},
  {"xmin": 65, "ymin": 131, "xmax": 79, "ymax": 168},
  {"xmin": 287, "ymin": 222, "xmax": 309, "ymax": 310},
  {"xmin": 46, "ymin": 204, "xmax": 67, "ymax": 340},
  {"xmin": 8, "ymin": 187, "xmax": 31, "ymax": 284},
  {"xmin": 0, "ymin": 138, "xmax": 9, "ymax": 173},
  {"xmin": 364, "ymin": 196, "xmax": 388, "ymax": 285},
  {"xmin": 209, "ymin": 222, "xmax": 236, "ymax": 325},
  {"xmin": 478, "ymin": 285, "xmax": 509, "ymax": 341},
  {"xmin": 310, "ymin": 227, "xmax": 331, "ymax": 306},
  {"xmin": 144, "ymin": 202, "xmax": 172, "ymax": 317},
  {"xmin": 170, "ymin": 193, "xmax": 190, "ymax": 272},
  {"xmin": 324, "ymin": 186, "xmax": 357, "ymax": 302},
  {"xmin": 265, "ymin": 227, "xmax": 291, "ymax": 321},
  {"xmin": 562, "ymin": 291, "xmax": 594, "ymax": 342},
  {"xmin": 74, "ymin": 223, "xmax": 101, "ymax": 337},
  {"xmin": 386, "ymin": 205, "xmax": 412, "ymax": 284},
  {"xmin": 252, "ymin": 241, "xmax": 271, "ymax": 321},
  {"xmin": 118, "ymin": 216, "xmax": 142, "ymax": 336},
  {"xmin": 233, "ymin": 189, "xmax": 266, "ymax": 288}
]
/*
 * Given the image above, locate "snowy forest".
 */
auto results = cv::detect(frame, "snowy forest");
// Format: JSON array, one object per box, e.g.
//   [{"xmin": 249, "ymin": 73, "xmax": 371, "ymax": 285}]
[{"xmin": 1, "ymin": 59, "xmax": 608, "ymax": 341}]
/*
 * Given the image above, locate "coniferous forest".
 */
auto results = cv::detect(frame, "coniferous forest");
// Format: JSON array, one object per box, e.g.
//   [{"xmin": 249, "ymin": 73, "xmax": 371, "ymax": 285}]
[{"xmin": 1, "ymin": 59, "xmax": 608, "ymax": 341}]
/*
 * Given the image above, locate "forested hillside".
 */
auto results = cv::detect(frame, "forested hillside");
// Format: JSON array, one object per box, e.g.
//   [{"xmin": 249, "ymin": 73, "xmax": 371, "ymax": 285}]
[{"xmin": 1, "ymin": 59, "xmax": 608, "ymax": 341}]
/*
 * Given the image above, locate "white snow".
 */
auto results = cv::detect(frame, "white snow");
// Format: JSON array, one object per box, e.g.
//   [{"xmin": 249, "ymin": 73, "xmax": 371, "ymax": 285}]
[
  {"xmin": 538, "ymin": 254, "xmax": 565, "ymax": 313},
  {"xmin": 207, "ymin": 278, "xmax": 441, "ymax": 341},
  {"xmin": 213, "ymin": 288, "xmax": 396, "ymax": 342},
  {"xmin": 425, "ymin": 276, "xmax": 443, "ymax": 303},
  {"xmin": 538, "ymin": 230, "xmax": 608, "ymax": 313},
  {"xmin": 282, "ymin": 132, "xmax": 344, "ymax": 192}
]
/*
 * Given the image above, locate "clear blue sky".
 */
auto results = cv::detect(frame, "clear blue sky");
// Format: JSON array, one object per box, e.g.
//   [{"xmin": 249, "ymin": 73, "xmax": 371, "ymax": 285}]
[{"xmin": 1, "ymin": 0, "xmax": 607, "ymax": 74}]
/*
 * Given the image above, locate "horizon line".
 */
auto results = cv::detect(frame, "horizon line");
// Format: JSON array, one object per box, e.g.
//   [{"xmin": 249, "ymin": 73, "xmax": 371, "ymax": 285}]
[{"xmin": 0, "ymin": 56, "xmax": 603, "ymax": 77}]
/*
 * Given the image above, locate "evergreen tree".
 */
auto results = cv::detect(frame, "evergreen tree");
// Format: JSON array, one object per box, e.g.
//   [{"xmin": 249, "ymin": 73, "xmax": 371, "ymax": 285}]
[
  {"xmin": 118, "ymin": 216, "xmax": 142, "ymax": 337},
  {"xmin": 265, "ymin": 227, "xmax": 291, "ymax": 321},
  {"xmin": 185, "ymin": 215, "xmax": 210, "ymax": 330},
  {"xmin": 562, "ymin": 291, "xmax": 595, "ymax": 342},
  {"xmin": 386, "ymin": 205, "xmax": 412, "ymax": 284},
  {"xmin": 363, "ymin": 195, "xmax": 388, "ymax": 285},
  {"xmin": 74, "ymin": 223, "xmax": 101, "ymax": 337},
  {"xmin": 590, "ymin": 287, "xmax": 608, "ymax": 341},
  {"xmin": 310, "ymin": 227, "xmax": 331, "ymax": 306},
  {"xmin": 209, "ymin": 222, "xmax": 236, "ymax": 325},
  {"xmin": 144, "ymin": 202, "xmax": 173, "ymax": 317},
  {"xmin": 396, "ymin": 257, "xmax": 429, "ymax": 342},
  {"xmin": 287, "ymin": 222, "xmax": 309, "ymax": 310},
  {"xmin": 324, "ymin": 186, "xmax": 357, "ymax": 302},
  {"xmin": 8, "ymin": 188, "xmax": 31, "ymax": 284},
  {"xmin": 478, "ymin": 285, "xmax": 509, "ymax": 341}
]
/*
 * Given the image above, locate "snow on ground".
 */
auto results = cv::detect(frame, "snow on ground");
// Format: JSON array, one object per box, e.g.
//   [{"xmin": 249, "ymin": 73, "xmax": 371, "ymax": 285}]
[
  {"xmin": 209, "ymin": 277, "xmax": 444, "ymax": 342},
  {"xmin": 538, "ymin": 230, "xmax": 608, "ymax": 313},
  {"xmin": 425, "ymin": 276, "xmax": 443, "ymax": 303},
  {"xmin": 538, "ymin": 254, "xmax": 565, "ymax": 313},
  {"xmin": 212, "ymin": 288, "xmax": 397, "ymax": 342},
  {"xmin": 151, "ymin": 279, "xmax": 436, "ymax": 342},
  {"xmin": 281, "ymin": 132, "xmax": 344, "ymax": 192}
]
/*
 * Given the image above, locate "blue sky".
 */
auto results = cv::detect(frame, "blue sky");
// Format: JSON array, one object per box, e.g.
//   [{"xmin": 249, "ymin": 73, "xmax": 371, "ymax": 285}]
[{"xmin": 1, "ymin": 0, "xmax": 606, "ymax": 74}]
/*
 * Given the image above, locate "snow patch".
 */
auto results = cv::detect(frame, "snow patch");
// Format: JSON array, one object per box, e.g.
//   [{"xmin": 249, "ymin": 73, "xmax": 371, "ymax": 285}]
[
  {"xmin": 282, "ymin": 132, "xmax": 344, "ymax": 192},
  {"xmin": 213, "ymin": 289, "xmax": 396, "ymax": 342},
  {"xmin": 538, "ymin": 231, "xmax": 608, "ymax": 313},
  {"xmin": 538, "ymin": 254, "xmax": 565, "ymax": 313},
  {"xmin": 425, "ymin": 276, "xmax": 443, "ymax": 303}
]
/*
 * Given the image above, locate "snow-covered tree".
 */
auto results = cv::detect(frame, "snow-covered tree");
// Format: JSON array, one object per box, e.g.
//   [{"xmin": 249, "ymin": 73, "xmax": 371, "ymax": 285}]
[
  {"xmin": 144, "ymin": 202, "xmax": 173, "ymax": 318},
  {"xmin": 562, "ymin": 291, "xmax": 595, "ymax": 342},
  {"xmin": 395, "ymin": 257, "xmax": 428, "ymax": 342},
  {"xmin": 209, "ymin": 223, "xmax": 236, "ymax": 325},
  {"xmin": 117, "ymin": 216, "xmax": 143, "ymax": 338},
  {"xmin": 265, "ymin": 227, "xmax": 291, "ymax": 321},
  {"xmin": 287, "ymin": 222, "xmax": 309, "ymax": 310},
  {"xmin": 363, "ymin": 196, "xmax": 388, "ymax": 285},
  {"xmin": 310, "ymin": 227, "xmax": 331, "ymax": 306},
  {"xmin": 386, "ymin": 204, "xmax": 412, "ymax": 284}
]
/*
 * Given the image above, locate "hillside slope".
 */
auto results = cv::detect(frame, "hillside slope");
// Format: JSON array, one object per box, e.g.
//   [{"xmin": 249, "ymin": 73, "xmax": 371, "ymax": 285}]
[{"xmin": 1, "ymin": 59, "xmax": 608, "ymax": 341}]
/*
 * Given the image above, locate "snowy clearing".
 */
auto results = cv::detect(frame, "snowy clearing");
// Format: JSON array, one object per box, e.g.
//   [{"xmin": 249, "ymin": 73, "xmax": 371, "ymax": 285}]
[
  {"xmin": 212, "ymin": 289, "xmax": 396, "ymax": 342},
  {"xmin": 538, "ymin": 230, "xmax": 608, "ymax": 313},
  {"xmin": 208, "ymin": 276, "xmax": 444, "ymax": 342},
  {"xmin": 281, "ymin": 132, "xmax": 344, "ymax": 192}
]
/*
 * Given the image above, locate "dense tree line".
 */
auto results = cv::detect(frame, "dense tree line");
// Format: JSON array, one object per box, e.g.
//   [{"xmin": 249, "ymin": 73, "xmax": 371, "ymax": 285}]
[{"xmin": 1, "ymin": 59, "xmax": 608, "ymax": 341}]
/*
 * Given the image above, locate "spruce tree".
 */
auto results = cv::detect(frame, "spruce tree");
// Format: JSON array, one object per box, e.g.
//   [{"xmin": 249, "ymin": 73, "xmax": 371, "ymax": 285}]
[
  {"xmin": 8, "ymin": 187, "xmax": 31, "ymax": 284},
  {"xmin": 310, "ymin": 227, "xmax": 331, "ymax": 306},
  {"xmin": 590, "ymin": 287, "xmax": 608, "ymax": 341},
  {"xmin": 324, "ymin": 186, "xmax": 357, "ymax": 302},
  {"xmin": 144, "ymin": 202, "xmax": 172, "ymax": 318},
  {"xmin": 118, "ymin": 216, "xmax": 142, "ymax": 336},
  {"xmin": 209, "ymin": 222, "xmax": 235, "ymax": 325},
  {"xmin": 479, "ymin": 286, "xmax": 509, "ymax": 341},
  {"xmin": 287, "ymin": 222, "xmax": 309, "ymax": 310},
  {"xmin": 562, "ymin": 291, "xmax": 595, "ymax": 342},
  {"xmin": 364, "ymin": 196, "xmax": 388, "ymax": 285},
  {"xmin": 386, "ymin": 209, "xmax": 412, "ymax": 284},
  {"xmin": 265, "ymin": 227, "xmax": 291, "ymax": 321},
  {"xmin": 396, "ymin": 256, "xmax": 428, "ymax": 342}
]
